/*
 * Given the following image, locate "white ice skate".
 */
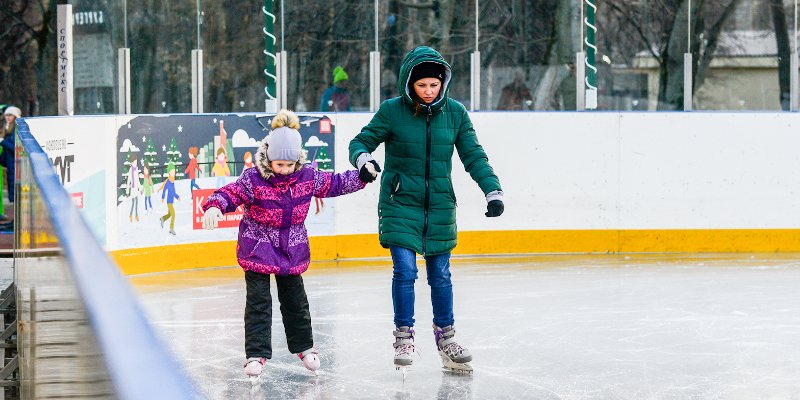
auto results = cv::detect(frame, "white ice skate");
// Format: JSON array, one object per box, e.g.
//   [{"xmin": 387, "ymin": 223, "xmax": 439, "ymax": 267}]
[
  {"xmin": 433, "ymin": 325, "xmax": 473, "ymax": 374},
  {"xmin": 393, "ymin": 326, "xmax": 417, "ymax": 380},
  {"xmin": 298, "ymin": 347, "xmax": 320, "ymax": 375},
  {"xmin": 244, "ymin": 357, "xmax": 266, "ymax": 384}
]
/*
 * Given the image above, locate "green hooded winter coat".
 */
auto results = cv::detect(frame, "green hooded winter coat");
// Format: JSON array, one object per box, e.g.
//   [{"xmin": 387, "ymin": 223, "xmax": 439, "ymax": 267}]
[{"xmin": 349, "ymin": 46, "xmax": 502, "ymax": 255}]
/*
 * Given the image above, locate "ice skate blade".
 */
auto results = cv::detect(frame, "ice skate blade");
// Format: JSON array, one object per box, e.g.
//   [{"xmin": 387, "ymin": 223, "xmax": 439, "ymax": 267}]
[
  {"xmin": 248, "ymin": 374, "xmax": 261, "ymax": 385},
  {"xmin": 442, "ymin": 364, "xmax": 473, "ymax": 374},
  {"xmin": 439, "ymin": 353, "xmax": 473, "ymax": 374},
  {"xmin": 395, "ymin": 364, "xmax": 410, "ymax": 381}
]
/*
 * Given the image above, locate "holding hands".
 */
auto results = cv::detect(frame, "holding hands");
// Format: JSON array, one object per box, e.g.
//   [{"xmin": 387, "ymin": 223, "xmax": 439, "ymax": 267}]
[
  {"xmin": 356, "ymin": 153, "xmax": 381, "ymax": 183},
  {"xmin": 202, "ymin": 207, "xmax": 224, "ymax": 229}
]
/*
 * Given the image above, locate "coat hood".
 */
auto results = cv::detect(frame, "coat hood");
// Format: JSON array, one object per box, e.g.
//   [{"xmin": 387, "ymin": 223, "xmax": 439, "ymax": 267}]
[{"xmin": 398, "ymin": 46, "xmax": 452, "ymax": 111}]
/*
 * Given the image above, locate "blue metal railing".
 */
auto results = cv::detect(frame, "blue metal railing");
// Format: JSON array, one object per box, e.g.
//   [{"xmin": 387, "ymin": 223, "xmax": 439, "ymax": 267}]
[{"xmin": 16, "ymin": 119, "xmax": 202, "ymax": 400}]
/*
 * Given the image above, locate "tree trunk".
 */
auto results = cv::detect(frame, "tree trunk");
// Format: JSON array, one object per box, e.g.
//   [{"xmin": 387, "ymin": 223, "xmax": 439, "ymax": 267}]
[
  {"xmin": 770, "ymin": 0, "xmax": 790, "ymax": 110},
  {"xmin": 658, "ymin": 0, "xmax": 693, "ymax": 110}
]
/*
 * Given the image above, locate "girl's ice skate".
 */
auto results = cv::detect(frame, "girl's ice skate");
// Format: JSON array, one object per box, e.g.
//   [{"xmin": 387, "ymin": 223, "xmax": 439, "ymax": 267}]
[
  {"xmin": 393, "ymin": 326, "xmax": 416, "ymax": 379},
  {"xmin": 244, "ymin": 357, "xmax": 266, "ymax": 384},
  {"xmin": 298, "ymin": 347, "xmax": 320, "ymax": 374},
  {"xmin": 433, "ymin": 325, "xmax": 473, "ymax": 373}
]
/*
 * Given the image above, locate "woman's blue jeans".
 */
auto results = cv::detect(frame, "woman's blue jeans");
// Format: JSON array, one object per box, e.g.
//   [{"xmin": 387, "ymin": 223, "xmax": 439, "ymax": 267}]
[{"xmin": 390, "ymin": 246, "xmax": 454, "ymax": 328}]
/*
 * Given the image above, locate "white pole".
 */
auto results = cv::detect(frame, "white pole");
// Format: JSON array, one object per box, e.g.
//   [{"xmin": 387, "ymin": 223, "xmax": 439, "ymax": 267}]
[
  {"xmin": 684, "ymin": 53, "xmax": 692, "ymax": 111},
  {"xmin": 684, "ymin": 0, "xmax": 692, "ymax": 111},
  {"xmin": 57, "ymin": 5, "xmax": 74, "ymax": 116},
  {"xmin": 118, "ymin": 48, "xmax": 131, "ymax": 114},
  {"xmin": 470, "ymin": 0, "xmax": 480, "ymax": 110},
  {"xmin": 576, "ymin": 52, "xmax": 586, "ymax": 110},
  {"xmin": 370, "ymin": 0, "xmax": 380, "ymax": 111},
  {"xmin": 276, "ymin": 51, "xmax": 287, "ymax": 110},
  {"xmin": 192, "ymin": 50, "xmax": 204, "ymax": 113}
]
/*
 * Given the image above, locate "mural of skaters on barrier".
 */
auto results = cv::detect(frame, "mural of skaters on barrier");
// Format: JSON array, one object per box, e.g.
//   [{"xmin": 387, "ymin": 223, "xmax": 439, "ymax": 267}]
[{"xmin": 116, "ymin": 114, "xmax": 336, "ymax": 248}]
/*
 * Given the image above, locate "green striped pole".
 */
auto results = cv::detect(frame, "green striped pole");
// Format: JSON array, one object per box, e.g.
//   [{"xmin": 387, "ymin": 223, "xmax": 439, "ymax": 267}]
[
  {"xmin": 263, "ymin": 0, "xmax": 276, "ymax": 110},
  {"xmin": 584, "ymin": 0, "xmax": 597, "ymax": 109}
]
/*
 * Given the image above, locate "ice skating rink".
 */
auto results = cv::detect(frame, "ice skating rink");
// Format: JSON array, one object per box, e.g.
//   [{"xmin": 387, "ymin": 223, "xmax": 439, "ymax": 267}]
[{"xmin": 130, "ymin": 254, "xmax": 800, "ymax": 399}]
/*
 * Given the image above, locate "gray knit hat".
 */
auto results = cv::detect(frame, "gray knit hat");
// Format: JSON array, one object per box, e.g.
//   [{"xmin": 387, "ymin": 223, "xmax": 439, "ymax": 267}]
[{"xmin": 266, "ymin": 126, "xmax": 302, "ymax": 161}]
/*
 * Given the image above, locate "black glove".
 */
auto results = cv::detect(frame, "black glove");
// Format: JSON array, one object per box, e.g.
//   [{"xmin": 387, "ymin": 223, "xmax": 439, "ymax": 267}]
[
  {"xmin": 485, "ymin": 199, "xmax": 504, "ymax": 217},
  {"xmin": 359, "ymin": 160, "xmax": 381, "ymax": 183}
]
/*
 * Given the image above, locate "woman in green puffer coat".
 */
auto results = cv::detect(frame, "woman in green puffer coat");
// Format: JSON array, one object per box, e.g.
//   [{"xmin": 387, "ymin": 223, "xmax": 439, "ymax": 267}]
[{"xmin": 349, "ymin": 46, "xmax": 504, "ymax": 372}]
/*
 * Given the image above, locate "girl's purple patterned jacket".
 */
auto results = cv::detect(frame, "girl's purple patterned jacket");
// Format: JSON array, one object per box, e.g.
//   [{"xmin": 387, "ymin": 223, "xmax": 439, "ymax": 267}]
[{"xmin": 203, "ymin": 147, "xmax": 365, "ymax": 276}]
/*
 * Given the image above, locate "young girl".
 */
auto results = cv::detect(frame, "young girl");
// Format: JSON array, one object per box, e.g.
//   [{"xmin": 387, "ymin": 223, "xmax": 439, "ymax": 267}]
[{"xmin": 201, "ymin": 109, "xmax": 371, "ymax": 380}]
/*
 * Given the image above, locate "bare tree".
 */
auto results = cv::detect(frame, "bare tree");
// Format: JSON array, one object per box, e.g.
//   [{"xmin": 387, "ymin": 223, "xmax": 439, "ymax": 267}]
[
  {"xmin": 769, "ymin": 0, "xmax": 790, "ymax": 110},
  {"xmin": 606, "ymin": 0, "xmax": 743, "ymax": 110}
]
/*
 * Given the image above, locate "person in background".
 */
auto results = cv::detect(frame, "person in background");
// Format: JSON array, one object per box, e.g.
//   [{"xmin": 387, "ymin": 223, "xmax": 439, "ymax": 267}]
[
  {"xmin": 319, "ymin": 66, "xmax": 351, "ymax": 112},
  {"xmin": 1, "ymin": 106, "xmax": 22, "ymax": 204},
  {"xmin": 497, "ymin": 74, "xmax": 533, "ymax": 110}
]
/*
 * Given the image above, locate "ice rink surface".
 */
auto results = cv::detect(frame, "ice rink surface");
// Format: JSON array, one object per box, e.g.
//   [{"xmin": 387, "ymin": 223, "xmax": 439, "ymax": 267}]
[{"xmin": 130, "ymin": 254, "xmax": 800, "ymax": 399}]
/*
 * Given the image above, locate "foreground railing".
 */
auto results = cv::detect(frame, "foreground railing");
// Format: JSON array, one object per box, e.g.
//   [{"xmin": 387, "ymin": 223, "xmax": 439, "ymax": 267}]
[{"xmin": 13, "ymin": 119, "xmax": 201, "ymax": 399}]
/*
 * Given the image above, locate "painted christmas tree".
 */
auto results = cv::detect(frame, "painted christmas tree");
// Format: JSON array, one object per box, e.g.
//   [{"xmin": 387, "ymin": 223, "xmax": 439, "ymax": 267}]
[
  {"xmin": 315, "ymin": 147, "xmax": 333, "ymax": 172},
  {"xmin": 165, "ymin": 137, "xmax": 184, "ymax": 179},
  {"xmin": 143, "ymin": 138, "xmax": 161, "ymax": 179},
  {"xmin": 301, "ymin": 144, "xmax": 312, "ymax": 165},
  {"xmin": 119, "ymin": 149, "xmax": 133, "ymax": 201}
]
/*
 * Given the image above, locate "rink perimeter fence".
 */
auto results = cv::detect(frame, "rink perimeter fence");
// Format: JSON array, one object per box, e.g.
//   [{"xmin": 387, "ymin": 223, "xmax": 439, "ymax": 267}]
[
  {"xmin": 23, "ymin": 111, "xmax": 800, "ymax": 275},
  {"xmin": 14, "ymin": 119, "xmax": 201, "ymax": 399}
]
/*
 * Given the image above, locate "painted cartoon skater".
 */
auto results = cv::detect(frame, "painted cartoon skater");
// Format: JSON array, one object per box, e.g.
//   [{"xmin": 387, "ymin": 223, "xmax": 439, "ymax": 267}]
[
  {"xmin": 127, "ymin": 153, "xmax": 141, "ymax": 222},
  {"xmin": 242, "ymin": 151, "xmax": 254, "ymax": 171},
  {"xmin": 158, "ymin": 162, "xmax": 181, "ymax": 235},
  {"xmin": 211, "ymin": 147, "xmax": 231, "ymax": 188},
  {"xmin": 142, "ymin": 164, "xmax": 154, "ymax": 215},
  {"xmin": 185, "ymin": 146, "xmax": 202, "ymax": 198},
  {"xmin": 201, "ymin": 109, "xmax": 373, "ymax": 381}
]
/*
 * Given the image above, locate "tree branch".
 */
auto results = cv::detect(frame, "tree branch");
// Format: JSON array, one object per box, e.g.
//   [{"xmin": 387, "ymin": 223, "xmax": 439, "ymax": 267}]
[
  {"xmin": 695, "ymin": 0, "xmax": 744, "ymax": 90},
  {"xmin": 606, "ymin": 0, "xmax": 663, "ymax": 63}
]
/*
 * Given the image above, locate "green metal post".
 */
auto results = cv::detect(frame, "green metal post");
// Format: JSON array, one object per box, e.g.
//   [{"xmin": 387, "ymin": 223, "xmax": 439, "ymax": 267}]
[
  {"xmin": 263, "ymin": 0, "xmax": 276, "ymax": 104},
  {"xmin": 584, "ymin": 0, "xmax": 597, "ymax": 92}
]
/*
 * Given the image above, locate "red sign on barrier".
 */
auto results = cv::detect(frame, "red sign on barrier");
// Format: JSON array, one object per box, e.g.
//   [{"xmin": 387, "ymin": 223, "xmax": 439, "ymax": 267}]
[
  {"xmin": 71, "ymin": 192, "xmax": 84, "ymax": 208},
  {"xmin": 193, "ymin": 188, "xmax": 245, "ymax": 230},
  {"xmin": 319, "ymin": 117, "xmax": 332, "ymax": 134}
]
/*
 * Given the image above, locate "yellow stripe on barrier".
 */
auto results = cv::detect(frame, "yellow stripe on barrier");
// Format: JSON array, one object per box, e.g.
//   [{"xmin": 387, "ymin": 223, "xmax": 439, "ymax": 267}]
[{"xmin": 110, "ymin": 229, "xmax": 800, "ymax": 275}]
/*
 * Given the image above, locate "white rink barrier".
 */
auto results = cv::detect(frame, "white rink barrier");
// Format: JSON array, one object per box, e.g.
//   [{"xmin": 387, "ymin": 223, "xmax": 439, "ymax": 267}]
[{"xmin": 26, "ymin": 112, "xmax": 800, "ymax": 273}]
